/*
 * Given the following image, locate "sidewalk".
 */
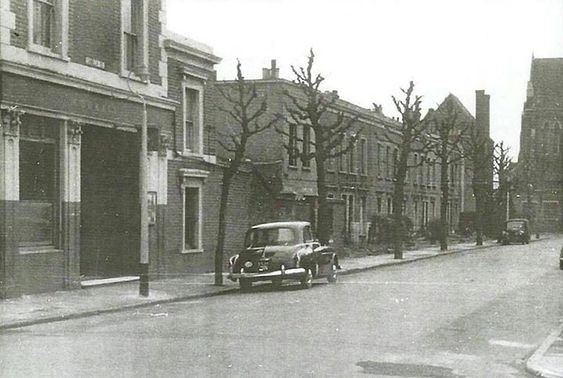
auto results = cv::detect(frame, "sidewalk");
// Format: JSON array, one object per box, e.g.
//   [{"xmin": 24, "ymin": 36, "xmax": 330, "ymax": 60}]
[
  {"xmin": 0, "ymin": 240, "xmax": 493, "ymax": 330},
  {"xmin": 527, "ymin": 324, "xmax": 563, "ymax": 378}
]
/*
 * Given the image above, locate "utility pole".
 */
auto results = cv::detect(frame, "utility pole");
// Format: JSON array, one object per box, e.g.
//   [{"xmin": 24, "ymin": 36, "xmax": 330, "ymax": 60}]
[{"xmin": 128, "ymin": 71, "xmax": 150, "ymax": 297}]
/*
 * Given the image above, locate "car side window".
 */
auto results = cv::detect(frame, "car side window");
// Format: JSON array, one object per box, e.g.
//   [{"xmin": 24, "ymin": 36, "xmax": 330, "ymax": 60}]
[{"xmin": 303, "ymin": 226, "xmax": 314, "ymax": 243}]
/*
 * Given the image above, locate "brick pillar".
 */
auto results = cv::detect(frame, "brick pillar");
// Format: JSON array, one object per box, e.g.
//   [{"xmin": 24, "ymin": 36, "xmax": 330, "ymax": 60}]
[
  {"xmin": 60, "ymin": 121, "xmax": 82, "ymax": 289},
  {"xmin": 0, "ymin": 108, "xmax": 22, "ymax": 298}
]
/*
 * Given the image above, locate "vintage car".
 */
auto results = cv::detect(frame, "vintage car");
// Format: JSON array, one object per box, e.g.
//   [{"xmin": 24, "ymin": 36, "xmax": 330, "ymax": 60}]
[
  {"xmin": 227, "ymin": 221, "xmax": 339, "ymax": 290},
  {"xmin": 500, "ymin": 218, "xmax": 530, "ymax": 245}
]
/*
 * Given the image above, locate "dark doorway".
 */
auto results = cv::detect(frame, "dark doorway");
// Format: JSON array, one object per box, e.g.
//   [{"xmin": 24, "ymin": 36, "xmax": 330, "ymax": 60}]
[{"xmin": 80, "ymin": 126, "xmax": 139, "ymax": 279}]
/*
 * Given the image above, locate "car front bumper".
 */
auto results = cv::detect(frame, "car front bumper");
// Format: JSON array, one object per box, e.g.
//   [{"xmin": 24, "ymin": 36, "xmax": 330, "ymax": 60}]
[{"xmin": 228, "ymin": 267, "xmax": 306, "ymax": 282}]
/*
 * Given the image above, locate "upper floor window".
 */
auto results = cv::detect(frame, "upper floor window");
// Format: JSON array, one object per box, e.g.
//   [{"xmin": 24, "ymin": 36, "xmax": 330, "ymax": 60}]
[
  {"xmin": 184, "ymin": 85, "xmax": 202, "ymax": 153},
  {"xmin": 288, "ymin": 124, "xmax": 298, "ymax": 167},
  {"xmin": 122, "ymin": 0, "xmax": 148, "ymax": 78},
  {"xmin": 302, "ymin": 125, "xmax": 311, "ymax": 168},
  {"xmin": 28, "ymin": 0, "xmax": 68, "ymax": 57},
  {"xmin": 360, "ymin": 138, "xmax": 367, "ymax": 175},
  {"xmin": 348, "ymin": 141, "xmax": 356, "ymax": 174}
]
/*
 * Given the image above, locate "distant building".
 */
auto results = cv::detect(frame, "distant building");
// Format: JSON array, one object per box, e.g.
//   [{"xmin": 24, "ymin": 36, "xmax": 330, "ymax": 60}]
[
  {"xmin": 211, "ymin": 61, "xmax": 480, "ymax": 246},
  {"xmin": 517, "ymin": 57, "xmax": 563, "ymax": 231}
]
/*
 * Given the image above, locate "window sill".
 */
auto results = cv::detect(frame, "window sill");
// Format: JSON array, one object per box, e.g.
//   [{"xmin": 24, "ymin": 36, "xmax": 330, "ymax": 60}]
[
  {"xmin": 181, "ymin": 248, "xmax": 204, "ymax": 255},
  {"xmin": 19, "ymin": 247, "xmax": 63, "ymax": 255},
  {"xmin": 302, "ymin": 166, "xmax": 311, "ymax": 171},
  {"xmin": 288, "ymin": 165, "xmax": 298, "ymax": 170},
  {"xmin": 27, "ymin": 45, "xmax": 69, "ymax": 62}
]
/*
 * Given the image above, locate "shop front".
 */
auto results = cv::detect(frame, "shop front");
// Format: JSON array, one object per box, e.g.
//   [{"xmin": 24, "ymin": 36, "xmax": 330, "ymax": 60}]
[{"xmin": 0, "ymin": 72, "xmax": 174, "ymax": 297}]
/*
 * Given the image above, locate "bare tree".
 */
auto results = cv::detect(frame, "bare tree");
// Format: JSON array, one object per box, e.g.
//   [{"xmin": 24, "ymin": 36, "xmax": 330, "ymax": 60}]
[
  {"xmin": 493, "ymin": 141, "xmax": 513, "ymax": 232},
  {"xmin": 277, "ymin": 49, "xmax": 357, "ymax": 244},
  {"xmin": 428, "ymin": 99, "xmax": 471, "ymax": 251},
  {"xmin": 213, "ymin": 62, "xmax": 279, "ymax": 285},
  {"xmin": 464, "ymin": 128, "xmax": 493, "ymax": 245},
  {"xmin": 383, "ymin": 81, "xmax": 431, "ymax": 259}
]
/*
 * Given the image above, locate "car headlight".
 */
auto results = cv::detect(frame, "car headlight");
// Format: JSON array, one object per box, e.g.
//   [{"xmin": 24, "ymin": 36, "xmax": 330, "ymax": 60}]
[{"xmin": 244, "ymin": 261, "xmax": 253, "ymax": 268}]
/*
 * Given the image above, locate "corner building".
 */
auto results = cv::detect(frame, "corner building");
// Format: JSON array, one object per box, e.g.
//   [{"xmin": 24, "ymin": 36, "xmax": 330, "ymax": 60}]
[{"xmin": 0, "ymin": 0, "xmax": 240, "ymax": 297}]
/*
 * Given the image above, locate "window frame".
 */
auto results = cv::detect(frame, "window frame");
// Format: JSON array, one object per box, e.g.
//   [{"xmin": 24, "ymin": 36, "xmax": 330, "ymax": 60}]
[
  {"xmin": 121, "ymin": 0, "xmax": 148, "ymax": 79},
  {"xmin": 288, "ymin": 123, "xmax": 298, "ymax": 167},
  {"xmin": 27, "ymin": 0, "xmax": 68, "ymax": 59},
  {"xmin": 182, "ymin": 182, "xmax": 203, "ymax": 253},
  {"xmin": 302, "ymin": 125, "xmax": 311, "ymax": 169},
  {"xmin": 182, "ymin": 80, "xmax": 204, "ymax": 155}
]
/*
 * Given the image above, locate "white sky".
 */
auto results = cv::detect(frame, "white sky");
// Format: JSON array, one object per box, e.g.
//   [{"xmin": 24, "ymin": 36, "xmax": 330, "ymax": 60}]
[{"xmin": 166, "ymin": 0, "xmax": 563, "ymax": 160}]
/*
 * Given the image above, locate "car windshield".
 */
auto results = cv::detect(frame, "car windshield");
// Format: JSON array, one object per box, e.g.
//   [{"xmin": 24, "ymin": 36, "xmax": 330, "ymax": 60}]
[
  {"xmin": 245, "ymin": 227, "xmax": 297, "ymax": 248},
  {"xmin": 506, "ymin": 221, "xmax": 525, "ymax": 230}
]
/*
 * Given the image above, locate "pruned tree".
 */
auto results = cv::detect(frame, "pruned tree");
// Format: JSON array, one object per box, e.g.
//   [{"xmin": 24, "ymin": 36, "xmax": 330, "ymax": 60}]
[
  {"xmin": 464, "ymin": 128, "xmax": 493, "ymax": 245},
  {"xmin": 213, "ymin": 61, "xmax": 279, "ymax": 285},
  {"xmin": 428, "ymin": 98, "xmax": 471, "ymax": 251},
  {"xmin": 493, "ymin": 141, "xmax": 513, "ymax": 231},
  {"xmin": 276, "ymin": 49, "xmax": 358, "ymax": 244},
  {"xmin": 384, "ymin": 81, "xmax": 432, "ymax": 259}
]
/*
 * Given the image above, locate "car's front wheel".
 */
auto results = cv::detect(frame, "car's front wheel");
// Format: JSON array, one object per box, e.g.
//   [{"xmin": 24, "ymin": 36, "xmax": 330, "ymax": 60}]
[
  {"xmin": 327, "ymin": 264, "xmax": 337, "ymax": 283},
  {"xmin": 300, "ymin": 268, "xmax": 313, "ymax": 289},
  {"xmin": 240, "ymin": 278, "xmax": 252, "ymax": 291}
]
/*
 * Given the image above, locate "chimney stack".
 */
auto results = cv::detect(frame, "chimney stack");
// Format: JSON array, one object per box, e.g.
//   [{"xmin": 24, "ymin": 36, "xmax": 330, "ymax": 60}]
[
  {"xmin": 262, "ymin": 59, "xmax": 279, "ymax": 79},
  {"xmin": 475, "ymin": 90, "xmax": 490, "ymax": 138}
]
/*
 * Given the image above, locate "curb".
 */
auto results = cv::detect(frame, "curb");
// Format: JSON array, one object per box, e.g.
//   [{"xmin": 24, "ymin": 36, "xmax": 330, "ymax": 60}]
[
  {"xmin": 0, "ymin": 242, "xmax": 503, "ymax": 331},
  {"xmin": 526, "ymin": 324, "xmax": 563, "ymax": 378}
]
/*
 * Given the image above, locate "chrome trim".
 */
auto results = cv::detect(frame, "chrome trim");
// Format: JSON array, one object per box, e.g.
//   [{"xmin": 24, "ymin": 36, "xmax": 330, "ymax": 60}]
[{"xmin": 230, "ymin": 268, "xmax": 306, "ymax": 280}]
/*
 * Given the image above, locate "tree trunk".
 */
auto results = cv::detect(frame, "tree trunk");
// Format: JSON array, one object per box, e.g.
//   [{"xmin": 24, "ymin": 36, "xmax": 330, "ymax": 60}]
[
  {"xmin": 315, "ymin": 158, "xmax": 331, "ymax": 245},
  {"xmin": 215, "ymin": 170, "xmax": 233, "ymax": 286},
  {"xmin": 474, "ymin": 190, "xmax": 483, "ymax": 246},
  {"xmin": 391, "ymin": 160, "xmax": 408, "ymax": 260},
  {"xmin": 440, "ymin": 160, "xmax": 449, "ymax": 251}
]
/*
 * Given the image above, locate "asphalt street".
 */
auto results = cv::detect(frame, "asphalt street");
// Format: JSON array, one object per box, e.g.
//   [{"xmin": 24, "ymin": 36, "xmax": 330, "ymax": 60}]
[{"xmin": 1, "ymin": 236, "xmax": 562, "ymax": 378}]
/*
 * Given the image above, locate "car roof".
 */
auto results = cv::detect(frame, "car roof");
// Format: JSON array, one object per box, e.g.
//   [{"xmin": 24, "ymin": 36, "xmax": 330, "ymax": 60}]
[{"xmin": 251, "ymin": 221, "xmax": 311, "ymax": 230}]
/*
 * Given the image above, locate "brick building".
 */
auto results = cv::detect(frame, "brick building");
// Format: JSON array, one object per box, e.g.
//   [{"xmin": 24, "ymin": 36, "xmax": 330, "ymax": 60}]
[
  {"xmin": 211, "ymin": 61, "xmax": 481, "ymax": 246},
  {"xmin": 516, "ymin": 57, "xmax": 563, "ymax": 231},
  {"xmin": 0, "ymin": 0, "xmax": 251, "ymax": 298}
]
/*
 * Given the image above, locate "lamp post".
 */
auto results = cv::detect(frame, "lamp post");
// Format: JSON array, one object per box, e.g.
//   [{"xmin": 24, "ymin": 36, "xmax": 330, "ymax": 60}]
[{"xmin": 127, "ymin": 71, "xmax": 150, "ymax": 297}]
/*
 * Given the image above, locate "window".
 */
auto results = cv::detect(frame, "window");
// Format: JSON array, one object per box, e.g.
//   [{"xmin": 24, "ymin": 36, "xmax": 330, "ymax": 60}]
[
  {"xmin": 28, "ymin": 0, "xmax": 68, "ymax": 57},
  {"xmin": 288, "ymin": 124, "xmax": 298, "ymax": 167},
  {"xmin": 376, "ymin": 143, "xmax": 382, "ymax": 176},
  {"xmin": 392, "ymin": 148, "xmax": 398, "ymax": 178},
  {"xmin": 387, "ymin": 197, "xmax": 392, "ymax": 214},
  {"xmin": 32, "ymin": 0, "xmax": 53, "ymax": 48},
  {"xmin": 348, "ymin": 141, "xmax": 355, "ymax": 173},
  {"xmin": 385, "ymin": 146, "xmax": 390, "ymax": 178},
  {"xmin": 184, "ymin": 187, "xmax": 201, "ymax": 250},
  {"xmin": 420, "ymin": 155, "xmax": 425, "ymax": 185},
  {"xmin": 18, "ymin": 117, "xmax": 59, "ymax": 247},
  {"xmin": 376, "ymin": 197, "xmax": 382, "ymax": 213},
  {"xmin": 339, "ymin": 139, "xmax": 347, "ymax": 172},
  {"xmin": 184, "ymin": 88, "xmax": 200, "ymax": 152},
  {"xmin": 413, "ymin": 154, "xmax": 418, "ymax": 184},
  {"xmin": 302, "ymin": 125, "xmax": 311, "ymax": 168},
  {"xmin": 360, "ymin": 138, "xmax": 367, "ymax": 175},
  {"xmin": 122, "ymin": 0, "xmax": 147, "ymax": 77}
]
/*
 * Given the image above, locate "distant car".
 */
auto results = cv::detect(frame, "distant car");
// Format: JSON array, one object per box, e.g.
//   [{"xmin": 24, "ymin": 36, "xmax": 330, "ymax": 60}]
[
  {"xmin": 227, "ymin": 221, "xmax": 339, "ymax": 290},
  {"xmin": 501, "ymin": 218, "xmax": 530, "ymax": 245},
  {"xmin": 559, "ymin": 244, "xmax": 563, "ymax": 270}
]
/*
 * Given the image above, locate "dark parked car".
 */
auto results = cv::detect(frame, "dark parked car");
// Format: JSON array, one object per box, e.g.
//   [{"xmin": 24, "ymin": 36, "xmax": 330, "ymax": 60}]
[
  {"xmin": 501, "ymin": 218, "xmax": 530, "ymax": 245},
  {"xmin": 227, "ymin": 221, "xmax": 339, "ymax": 290}
]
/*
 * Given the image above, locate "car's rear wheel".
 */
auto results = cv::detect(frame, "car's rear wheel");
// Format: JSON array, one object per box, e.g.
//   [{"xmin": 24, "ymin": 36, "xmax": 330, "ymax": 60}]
[
  {"xmin": 240, "ymin": 278, "xmax": 252, "ymax": 291},
  {"xmin": 300, "ymin": 268, "xmax": 313, "ymax": 289},
  {"xmin": 327, "ymin": 264, "xmax": 337, "ymax": 283}
]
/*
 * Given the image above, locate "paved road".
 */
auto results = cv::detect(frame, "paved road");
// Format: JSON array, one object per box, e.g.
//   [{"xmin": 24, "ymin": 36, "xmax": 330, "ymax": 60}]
[{"xmin": 1, "ymin": 237, "xmax": 562, "ymax": 377}]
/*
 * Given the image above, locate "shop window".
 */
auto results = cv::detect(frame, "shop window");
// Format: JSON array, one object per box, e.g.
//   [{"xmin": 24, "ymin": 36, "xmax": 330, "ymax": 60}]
[
  {"xmin": 18, "ymin": 118, "xmax": 58, "ymax": 247},
  {"xmin": 184, "ymin": 86, "xmax": 202, "ymax": 153},
  {"xmin": 184, "ymin": 187, "xmax": 201, "ymax": 251},
  {"xmin": 28, "ymin": 0, "xmax": 68, "ymax": 57}
]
